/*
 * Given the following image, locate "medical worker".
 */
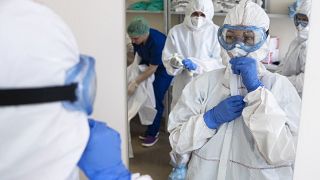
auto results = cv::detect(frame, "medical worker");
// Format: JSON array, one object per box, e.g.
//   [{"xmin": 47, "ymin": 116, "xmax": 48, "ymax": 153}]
[
  {"xmin": 162, "ymin": 0, "xmax": 224, "ymax": 109},
  {"xmin": 163, "ymin": 0, "xmax": 224, "ymax": 178},
  {"xmin": 0, "ymin": 1, "xmax": 90, "ymax": 179},
  {"xmin": 127, "ymin": 17, "xmax": 173, "ymax": 147},
  {"xmin": 0, "ymin": 1, "xmax": 149, "ymax": 179},
  {"xmin": 168, "ymin": 0, "xmax": 301, "ymax": 179},
  {"xmin": 277, "ymin": 0, "xmax": 311, "ymax": 97}
]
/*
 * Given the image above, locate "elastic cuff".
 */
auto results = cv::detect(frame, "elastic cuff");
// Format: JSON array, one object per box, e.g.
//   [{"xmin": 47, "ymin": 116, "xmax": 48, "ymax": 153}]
[
  {"xmin": 247, "ymin": 85, "xmax": 264, "ymax": 95},
  {"xmin": 248, "ymin": 81, "xmax": 264, "ymax": 92}
]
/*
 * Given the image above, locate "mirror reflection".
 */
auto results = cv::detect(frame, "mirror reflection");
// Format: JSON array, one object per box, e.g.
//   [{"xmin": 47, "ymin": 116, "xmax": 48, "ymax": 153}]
[{"xmin": 126, "ymin": 0, "xmax": 310, "ymax": 179}]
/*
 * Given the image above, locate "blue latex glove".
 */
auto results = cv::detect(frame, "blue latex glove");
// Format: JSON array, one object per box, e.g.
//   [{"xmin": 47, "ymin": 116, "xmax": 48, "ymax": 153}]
[
  {"xmin": 288, "ymin": 2, "xmax": 298, "ymax": 18},
  {"xmin": 78, "ymin": 119, "xmax": 131, "ymax": 180},
  {"xmin": 182, "ymin": 59, "xmax": 197, "ymax": 71},
  {"xmin": 168, "ymin": 165, "xmax": 187, "ymax": 180},
  {"xmin": 204, "ymin": 95, "xmax": 245, "ymax": 129},
  {"xmin": 230, "ymin": 57, "xmax": 263, "ymax": 92}
]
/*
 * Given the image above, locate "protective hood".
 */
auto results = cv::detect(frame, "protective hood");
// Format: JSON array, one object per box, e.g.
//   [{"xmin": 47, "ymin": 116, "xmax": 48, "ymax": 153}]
[
  {"xmin": 296, "ymin": 0, "xmax": 312, "ymax": 40},
  {"xmin": 221, "ymin": 0, "xmax": 269, "ymax": 86},
  {"xmin": 297, "ymin": 0, "xmax": 312, "ymax": 17},
  {"xmin": 183, "ymin": 0, "xmax": 214, "ymax": 30},
  {"xmin": 222, "ymin": 0, "xmax": 270, "ymax": 65},
  {"xmin": 0, "ymin": 0, "xmax": 89, "ymax": 179}
]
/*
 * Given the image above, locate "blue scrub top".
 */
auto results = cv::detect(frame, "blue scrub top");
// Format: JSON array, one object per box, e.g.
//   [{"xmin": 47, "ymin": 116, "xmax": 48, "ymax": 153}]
[{"xmin": 133, "ymin": 28, "xmax": 169, "ymax": 76}]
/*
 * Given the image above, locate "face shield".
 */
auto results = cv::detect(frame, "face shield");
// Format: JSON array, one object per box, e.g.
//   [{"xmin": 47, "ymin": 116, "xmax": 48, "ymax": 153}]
[{"xmin": 218, "ymin": 24, "xmax": 268, "ymax": 53}]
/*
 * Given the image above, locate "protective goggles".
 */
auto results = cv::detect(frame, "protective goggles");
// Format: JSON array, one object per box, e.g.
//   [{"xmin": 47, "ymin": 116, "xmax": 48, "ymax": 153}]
[
  {"xmin": 0, "ymin": 55, "xmax": 97, "ymax": 115},
  {"xmin": 218, "ymin": 24, "xmax": 269, "ymax": 53},
  {"xmin": 294, "ymin": 13, "xmax": 309, "ymax": 28},
  {"xmin": 63, "ymin": 54, "xmax": 97, "ymax": 115}
]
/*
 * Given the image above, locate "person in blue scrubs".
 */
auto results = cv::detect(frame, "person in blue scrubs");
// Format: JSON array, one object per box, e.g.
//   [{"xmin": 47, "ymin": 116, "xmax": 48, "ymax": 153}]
[{"xmin": 127, "ymin": 17, "xmax": 173, "ymax": 147}]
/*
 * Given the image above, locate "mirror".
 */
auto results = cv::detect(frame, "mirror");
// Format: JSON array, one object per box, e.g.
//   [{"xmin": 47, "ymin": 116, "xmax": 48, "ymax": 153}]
[{"xmin": 126, "ymin": 0, "xmax": 311, "ymax": 179}]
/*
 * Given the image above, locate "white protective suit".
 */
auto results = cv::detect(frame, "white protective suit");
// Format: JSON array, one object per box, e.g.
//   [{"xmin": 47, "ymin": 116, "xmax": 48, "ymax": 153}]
[
  {"xmin": 0, "ymin": 1, "xmax": 89, "ymax": 179},
  {"xmin": 127, "ymin": 54, "xmax": 157, "ymax": 158},
  {"xmin": 168, "ymin": 1, "xmax": 301, "ymax": 179},
  {"xmin": 127, "ymin": 55, "xmax": 157, "ymax": 125},
  {"xmin": 162, "ymin": 0, "xmax": 224, "ymax": 108},
  {"xmin": 277, "ymin": 0, "xmax": 311, "ymax": 97}
]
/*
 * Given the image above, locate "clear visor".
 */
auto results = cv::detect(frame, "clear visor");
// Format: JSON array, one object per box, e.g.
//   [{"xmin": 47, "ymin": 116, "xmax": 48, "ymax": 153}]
[{"xmin": 218, "ymin": 24, "xmax": 268, "ymax": 53}]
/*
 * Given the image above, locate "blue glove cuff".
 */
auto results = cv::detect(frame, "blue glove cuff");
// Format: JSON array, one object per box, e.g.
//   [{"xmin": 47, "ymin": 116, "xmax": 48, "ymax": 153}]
[{"xmin": 247, "ymin": 80, "xmax": 264, "ymax": 92}]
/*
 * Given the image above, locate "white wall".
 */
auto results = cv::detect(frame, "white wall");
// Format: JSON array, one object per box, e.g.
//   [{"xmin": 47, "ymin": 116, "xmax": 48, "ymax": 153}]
[
  {"xmin": 36, "ymin": 0, "xmax": 128, "ymax": 170},
  {"xmin": 269, "ymin": 0, "xmax": 296, "ymax": 59},
  {"xmin": 293, "ymin": 0, "xmax": 320, "ymax": 179}
]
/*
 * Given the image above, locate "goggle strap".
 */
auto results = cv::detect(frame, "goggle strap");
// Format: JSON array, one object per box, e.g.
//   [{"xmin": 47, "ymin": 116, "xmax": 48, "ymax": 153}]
[{"xmin": 0, "ymin": 83, "xmax": 77, "ymax": 106}]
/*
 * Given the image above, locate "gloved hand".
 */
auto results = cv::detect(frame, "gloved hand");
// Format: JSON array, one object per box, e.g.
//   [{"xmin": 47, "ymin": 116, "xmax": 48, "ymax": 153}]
[
  {"xmin": 168, "ymin": 165, "xmax": 187, "ymax": 180},
  {"xmin": 230, "ymin": 57, "xmax": 263, "ymax": 92},
  {"xmin": 204, "ymin": 95, "xmax": 245, "ymax": 129},
  {"xmin": 78, "ymin": 119, "xmax": 131, "ymax": 180},
  {"xmin": 128, "ymin": 80, "xmax": 139, "ymax": 96},
  {"xmin": 132, "ymin": 173, "xmax": 153, "ymax": 180},
  {"xmin": 170, "ymin": 56, "xmax": 183, "ymax": 69},
  {"xmin": 182, "ymin": 59, "xmax": 197, "ymax": 71}
]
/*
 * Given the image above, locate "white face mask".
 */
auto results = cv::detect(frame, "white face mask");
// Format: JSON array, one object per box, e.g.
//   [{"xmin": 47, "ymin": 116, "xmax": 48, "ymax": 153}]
[
  {"xmin": 296, "ymin": 24, "xmax": 304, "ymax": 31},
  {"xmin": 297, "ymin": 26, "xmax": 309, "ymax": 40},
  {"xmin": 227, "ymin": 41, "xmax": 269, "ymax": 62},
  {"xmin": 228, "ymin": 46, "xmax": 248, "ymax": 58},
  {"xmin": 191, "ymin": 16, "xmax": 205, "ymax": 28},
  {"xmin": 226, "ymin": 46, "xmax": 244, "ymax": 95}
]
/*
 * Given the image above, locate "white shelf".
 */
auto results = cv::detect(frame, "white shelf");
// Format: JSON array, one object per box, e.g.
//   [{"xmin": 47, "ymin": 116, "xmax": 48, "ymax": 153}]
[
  {"xmin": 170, "ymin": 11, "xmax": 228, "ymax": 16},
  {"xmin": 126, "ymin": 10, "xmax": 163, "ymax": 14},
  {"xmin": 170, "ymin": 11, "xmax": 288, "ymax": 18}
]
